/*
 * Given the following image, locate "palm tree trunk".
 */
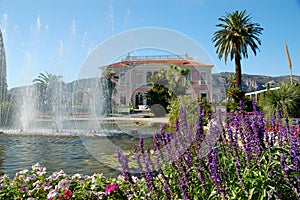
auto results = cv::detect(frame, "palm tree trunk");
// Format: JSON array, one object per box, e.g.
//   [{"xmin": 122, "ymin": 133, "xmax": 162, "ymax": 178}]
[{"xmin": 234, "ymin": 43, "xmax": 242, "ymax": 88}]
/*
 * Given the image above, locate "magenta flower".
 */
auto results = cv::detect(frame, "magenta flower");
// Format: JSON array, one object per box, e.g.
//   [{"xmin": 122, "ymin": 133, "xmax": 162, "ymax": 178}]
[
  {"xmin": 62, "ymin": 189, "xmax": 72, "ymax": 199},
  {"xmin": 105, "ymin": 184, "xmax": 116, "ymax": 196}
]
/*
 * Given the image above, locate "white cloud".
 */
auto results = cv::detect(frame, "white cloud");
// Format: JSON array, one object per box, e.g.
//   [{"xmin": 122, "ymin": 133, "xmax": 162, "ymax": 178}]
[
  {"xmin": 72, "ymin": 19, "xmax": 76, "ymax": 37},
  {"xmin": 109, "ymin": 0, "xmax": 114, "ymax": 32},
  {"xmin": 123, "ymin": 8, "xmax": 131, "ymax": 29},
  {"xmin": 81, "ymin": 31, "xmax": 88, "ymax": 48},
  {"xmin": 57, "ymin": 40, "xmax": 64, "ymax": 58},
  {"xmin": 36, "ymin": 17, "xmax": 41, "ymax": 33}
]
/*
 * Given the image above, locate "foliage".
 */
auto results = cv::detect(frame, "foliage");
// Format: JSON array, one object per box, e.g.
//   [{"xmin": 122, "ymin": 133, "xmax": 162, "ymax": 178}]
[
  {"xmin": 167, "ymin": 95, "xmax": 212, "ymax": 128},
  {"xmin": 167, "ymin": 95, "xmax": 199, "ymax": 127},
  {"xmin": 258, "ymin": 82, "xmax": 300, "ymax": 118},
  {"xmin": 100, "ymin": 71, "xmax": 119, "ymax": 116},
  {"xmin": 226, "ymin": 86, "xmax": 253, "ymax": 112},
  {"xmin": 145, "ymin": 84, "xmax": 172, "ymax": 117},
  {"xmin": 33, "ymin": 71, "xmax": 66, "ymax": 114},
  {"xmin": 145, "ymin": 65, "xmax": 190, "ymax": 116},
  {"xmin": 212, "ymin": 9, "xmax": 263, "ymax": 88}
]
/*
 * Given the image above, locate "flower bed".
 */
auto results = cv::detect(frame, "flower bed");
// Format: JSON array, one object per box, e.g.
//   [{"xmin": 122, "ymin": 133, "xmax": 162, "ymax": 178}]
[{"xmin": 1, "ymin": 102, "xmax": 299, "ymax": 199}]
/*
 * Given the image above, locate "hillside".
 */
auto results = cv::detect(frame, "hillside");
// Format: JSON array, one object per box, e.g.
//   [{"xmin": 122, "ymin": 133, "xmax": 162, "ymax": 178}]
[
  {"xmin": 212, "ymin": 72, "xmax": 300, "ymax": 103},
  {"xmin": 9, "ymin": 72, "xmax": 300, "ymax": 105}
]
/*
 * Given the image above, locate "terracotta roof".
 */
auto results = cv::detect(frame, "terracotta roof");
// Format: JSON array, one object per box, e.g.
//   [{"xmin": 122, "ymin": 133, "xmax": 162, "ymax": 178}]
[{"xmin": 102, "ymin": 59, "xmax": 214, "ymax": 69}]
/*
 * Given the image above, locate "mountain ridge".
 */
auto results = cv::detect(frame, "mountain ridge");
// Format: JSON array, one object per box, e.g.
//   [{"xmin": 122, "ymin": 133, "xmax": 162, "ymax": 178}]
[{"xmin": 212, "ymin": 72, "xmax": 300, "ymax": 103}]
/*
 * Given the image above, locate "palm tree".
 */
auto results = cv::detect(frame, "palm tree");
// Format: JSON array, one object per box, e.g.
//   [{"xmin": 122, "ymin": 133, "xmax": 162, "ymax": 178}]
[
  {"xmin": 212, "ymin": 10, "xmax": 263, "ymax": 88},
  {"xmin": 33, "ymin": 71, "xmax": 63, "ymax": 113},
  {"xmin": 33, "ymin": 71, "xmax": 63, "ymax": 85}
]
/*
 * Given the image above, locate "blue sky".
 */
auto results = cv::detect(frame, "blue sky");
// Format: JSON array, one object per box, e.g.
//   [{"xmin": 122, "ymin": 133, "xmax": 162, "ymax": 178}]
[{"xmin": 0, "ymin": 0, "xmax": 299, "ymax": 89}]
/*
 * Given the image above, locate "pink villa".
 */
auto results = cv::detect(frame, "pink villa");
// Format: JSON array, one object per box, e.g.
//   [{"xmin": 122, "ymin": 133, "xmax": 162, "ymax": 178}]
[{"xmin": 102, "ymin": 54, "xmax": 214, "ymax": 107}]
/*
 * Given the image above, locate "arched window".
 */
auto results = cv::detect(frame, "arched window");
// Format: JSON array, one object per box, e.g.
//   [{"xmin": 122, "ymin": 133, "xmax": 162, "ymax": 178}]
[
  {"xmin": 146, "ymin": 71, "xmax": 152, "ymax": 82},
  {"xmin": 135, "ymin": 92, "xmax": 144, "ymax": 106}
]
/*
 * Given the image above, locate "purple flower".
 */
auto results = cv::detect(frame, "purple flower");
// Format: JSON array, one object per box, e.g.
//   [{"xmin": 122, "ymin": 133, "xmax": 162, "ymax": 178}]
[
  {"xmin": 208, "ymin": 148, "xmax": 221, "ymax": 187},
  {"xmin": 280, "ymin": 155, "xmax": 290, "ymax": 173},
  {"xmin": 174, "ymin": 118, "xmax": 180, "ymax": 132},
  {"xmin": 117, "ymin": 149, "xmax": 133, "ymax": 185},
  {"xmin": 290, "ymin": 132, "xmax": 300, "ymax": 187},
  {"xmin": 139, "ymin": 135, "xmax": 145, "ymax": 154},
  {"xmin": 153, "ymin": 130, "xmax": 159, "ymax": 152},
  {"xmin": 163, "ymin": 182, "xmax": 171, "ymax": 200},
  {"xmin": 132, "ymin": 146, "xmax": 143, "ymax": 175},
  {"xmin": 178, "ymin": 177, "xmax": 190, "ymax": 200}
]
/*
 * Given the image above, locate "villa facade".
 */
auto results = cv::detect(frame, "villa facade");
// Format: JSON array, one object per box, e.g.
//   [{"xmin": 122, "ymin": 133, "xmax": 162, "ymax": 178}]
[{"xmin": 102, "ymin": 54, "xmax": 214, "ymax": 107}]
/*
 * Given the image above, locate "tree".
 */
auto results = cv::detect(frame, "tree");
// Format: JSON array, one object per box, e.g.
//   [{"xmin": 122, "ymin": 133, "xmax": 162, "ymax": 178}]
[
  {"xmin": 145, "ymin": 65, "xmax": 190, "ymax": 116},
  {"xmin": 212, "ymin": 10, "xmax": 263, "ymax": 88},
  {"xmin": 101, "ymin": 71, "xmax": 119, "ymax": 116},
  {"xmin": 33, "ymin": 71, "xmax": 64, "ymax": 113}
]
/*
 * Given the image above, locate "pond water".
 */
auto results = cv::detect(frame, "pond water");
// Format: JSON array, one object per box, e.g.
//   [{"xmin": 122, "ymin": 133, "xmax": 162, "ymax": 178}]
[{"xmin": 0, "ymin": 126, "xmax": 158, "ymax": 178}]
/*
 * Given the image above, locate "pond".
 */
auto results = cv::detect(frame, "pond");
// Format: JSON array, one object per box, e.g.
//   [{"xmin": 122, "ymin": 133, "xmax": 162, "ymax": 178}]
[{"xmin": 0, "ymin": 123, "xmax": 160, "ymax": 178}]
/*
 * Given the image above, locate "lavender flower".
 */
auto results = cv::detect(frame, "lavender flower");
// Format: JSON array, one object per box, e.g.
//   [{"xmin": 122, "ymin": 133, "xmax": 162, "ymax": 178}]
[
  {"xmin": 133, "ymin": 146, "xmax": 143, "ymax": 174},
  {"xmin": 153, "ymin": 130, "xmax": 159, "ymax": 152},
  {"xmin": 174, "ymin": 118, "xmax": 180, "ymax": 132},
  {"xmin": 139, "ymin": 134, "xmax": 145, "ymax": 154},
  {"xmin": 280, "ymin": 154, "xmax": 299, "ymax": 197},
  {"xmin": 208, "ymin": 148, "xmax": 221, "ymax": 189},
  {"xmin": 178, "ymin": 177, "xmax": 190, "ymax": 200},
  {"xmin": 116, "ymin": 149, "xmax": 134, "ymax": 185},
  {"xmin": 290, "ymin": 132, "xmax": 300, "ymax": 190},
  {"xmin": 163, "ymin": 181, "xmax": 171, "ymax": 200},
  {"xmin": 196, "ymin": 164, "xmax": 206, "ymax": 186}
]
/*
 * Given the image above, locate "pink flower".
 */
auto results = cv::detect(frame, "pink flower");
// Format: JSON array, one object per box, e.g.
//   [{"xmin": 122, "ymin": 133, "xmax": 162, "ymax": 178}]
[
  {"xmin": 105, "ymin": 184, "xmax": 116, "ymax": 196},
  {"xmin": 61, "ymin": 189, "xmax": 72, "ymax": 199},
  {"xmin": 293, "ymin": 131, "xmax": 299, "ymax": 139}
]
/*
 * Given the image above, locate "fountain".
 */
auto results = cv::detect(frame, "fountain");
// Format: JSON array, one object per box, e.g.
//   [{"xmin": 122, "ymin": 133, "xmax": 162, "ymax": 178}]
[{"xmin": 0, "ymin": 27, "xmax": 220, "ymax": 177}]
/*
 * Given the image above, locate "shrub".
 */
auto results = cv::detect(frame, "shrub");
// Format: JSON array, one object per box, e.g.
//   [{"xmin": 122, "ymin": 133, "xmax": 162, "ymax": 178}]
[{"xmin": 258, "ymin": 82, "xmax": 300, "ymax": 118}]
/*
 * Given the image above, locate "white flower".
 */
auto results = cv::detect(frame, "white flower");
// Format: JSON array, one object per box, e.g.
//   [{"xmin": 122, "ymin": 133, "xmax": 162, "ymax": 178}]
[
  {"xmin": 16, "ymin": 169, "xmax": 28, "ymax": 176},
  {"xmin": 37, "ymin": 167, "xmax": 47, "ymax": 176},
  {"xmin": 32, "ymin": 163, "xmax": 41, "ymax": 170},
  {"xmin": 33, "ymin": 180, "xmax": 40, "ymax": 187},
  {"xmin": 42, "ymin": 183, "xmax": 52, "ymax": 190},
  {"xmin": 131, "ymin": 176, "xmax": 138, "ymax": 183},
  {"xmin": 90, "ymin": 184, "xmax": 96, "ymax": 190},
  {"xmin": 57, "ymin": 179, "xmax": 70, "ymax": 190},
  {"xmin": 1, "ymin": 174, "xmax": 9, "ymax": 180},
  {"xmin": 58, "ymin": 170, "xmax": 66, "ymax": 177},
  {"xmin": 47, "ymin": 189, "xmax": 58, "ymax": 199},
  {"xmin": 72, "ymin": 173, "xmax": 83, "ymax": 179}
]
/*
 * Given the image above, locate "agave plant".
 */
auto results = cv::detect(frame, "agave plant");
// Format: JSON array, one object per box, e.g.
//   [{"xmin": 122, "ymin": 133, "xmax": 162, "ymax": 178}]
[{"xmin": 259, "ymin": 82, "xmax": 300, "ymax": 117}]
